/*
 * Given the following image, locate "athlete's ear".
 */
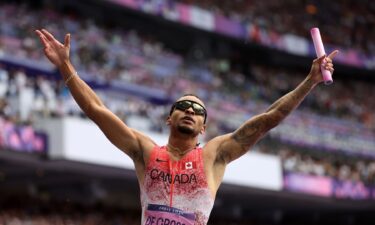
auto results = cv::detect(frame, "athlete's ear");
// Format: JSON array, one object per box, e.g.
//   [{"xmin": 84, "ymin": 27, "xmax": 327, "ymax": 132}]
[
  {"xmin": 166, "ymin": 116, "xmax": 171, "ymax": 125},
  {"xmin": 199, "ymin": 124, "xmax": 206, "ymax": 135}
]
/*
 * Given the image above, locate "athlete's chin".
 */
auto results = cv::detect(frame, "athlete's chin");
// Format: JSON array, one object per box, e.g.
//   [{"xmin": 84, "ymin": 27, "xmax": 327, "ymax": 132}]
[{"xmin": 177, "ymin": 125, "xmax": 196, "ymax": 135}]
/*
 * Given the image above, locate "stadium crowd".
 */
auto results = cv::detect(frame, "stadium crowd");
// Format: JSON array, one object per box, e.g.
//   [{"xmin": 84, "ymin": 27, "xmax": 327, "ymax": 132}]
[
  {"xmin": 0, "ymin": 2, "xmax": 374, "ymax": 129},
  {"xmin": 0, "ymin": 1, "xmax": 375, "ymax": 224},
  {"xmin": 0, "ymin": 2, "xmax": 375, "ymax": 186},
  {"xmin": 177, "ymin": 0, "xmax": 375, "ymax": 56}
]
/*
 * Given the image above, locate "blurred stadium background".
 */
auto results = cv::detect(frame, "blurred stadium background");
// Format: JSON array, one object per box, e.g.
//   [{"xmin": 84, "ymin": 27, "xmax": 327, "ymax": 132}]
[{"xmin": 0, "ymin": 0, "xmax": 374, "ymax": 224}]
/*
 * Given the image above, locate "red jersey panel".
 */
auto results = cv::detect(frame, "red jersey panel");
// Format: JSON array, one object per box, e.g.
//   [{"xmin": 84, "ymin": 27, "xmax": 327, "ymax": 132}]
[{"xmin": 141, "ymin": 145, "xmax": 214, "ymax": 225}]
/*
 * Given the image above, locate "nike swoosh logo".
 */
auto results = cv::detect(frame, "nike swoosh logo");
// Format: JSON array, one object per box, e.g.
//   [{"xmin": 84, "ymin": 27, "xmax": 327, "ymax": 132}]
[{"xmin": 156, "ymin": 158, "xmax": 168, "ymax": 163}]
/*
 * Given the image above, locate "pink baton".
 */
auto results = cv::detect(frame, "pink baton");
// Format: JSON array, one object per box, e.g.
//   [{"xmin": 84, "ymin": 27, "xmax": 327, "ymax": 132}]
[{"xmin": 310, "ymin": 27, "xmax": 333, "ymax": 85}]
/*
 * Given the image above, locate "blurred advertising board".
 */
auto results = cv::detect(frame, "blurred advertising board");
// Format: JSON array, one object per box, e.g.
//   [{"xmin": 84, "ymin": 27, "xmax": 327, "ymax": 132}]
[
  {"xmin": 284, "ymin": 172, "xmax": 373, "ymax": 200},
  {"xmin": 332, "ymin": 180, "xmax": 370, "ymax": 200},
  {"xmin": 284, "ymin": 173, "xmax": 332, "ymax": 197},
  {"xmin": 0, "ymin": 116, "xmax": 47, "ymax": 153}
]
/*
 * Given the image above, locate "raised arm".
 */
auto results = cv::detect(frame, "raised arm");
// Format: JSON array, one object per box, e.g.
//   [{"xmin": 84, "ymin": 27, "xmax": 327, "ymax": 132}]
[
  {"xmin": 212, "ymin": 51, "xmax": 338, "ymax": 164},
  {"xmin": 35, "ymin": 29, "xmax": 155, "ymax": 160}
]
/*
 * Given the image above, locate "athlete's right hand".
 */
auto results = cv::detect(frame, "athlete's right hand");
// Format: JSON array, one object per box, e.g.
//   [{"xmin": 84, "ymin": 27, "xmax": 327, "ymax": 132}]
[{"xmin": 35, "ymin": 29, "xmax": 70, "ymax": 68}]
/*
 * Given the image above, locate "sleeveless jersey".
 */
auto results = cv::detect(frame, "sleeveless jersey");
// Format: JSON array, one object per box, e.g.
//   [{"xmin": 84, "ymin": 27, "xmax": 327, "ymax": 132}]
[{"xmin": 141, "ymin": 145, "xmax": 214, "ymax": 225}]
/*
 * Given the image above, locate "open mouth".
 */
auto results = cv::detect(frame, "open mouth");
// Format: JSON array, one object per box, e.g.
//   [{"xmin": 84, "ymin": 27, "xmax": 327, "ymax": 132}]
[{"xmin": 182, "ymin": 116, "xmax": 195, "ymax": 123}]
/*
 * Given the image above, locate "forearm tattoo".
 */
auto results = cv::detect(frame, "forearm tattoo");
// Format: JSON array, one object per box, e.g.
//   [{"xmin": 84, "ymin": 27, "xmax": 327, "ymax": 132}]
[
  {"xmin": 232, "ymin": 78, "xmax": 314, "ymax": 150},
  {"xmin": 267, "ymin": 78, "xmax": 314, "ymax": 118},
  {"xmin": 231, "ymin": 119, "xmax": 263, "ymax": 150}
]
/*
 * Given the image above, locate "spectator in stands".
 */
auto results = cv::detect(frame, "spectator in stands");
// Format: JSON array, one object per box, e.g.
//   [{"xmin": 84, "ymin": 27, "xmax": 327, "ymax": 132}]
[
  {"xmin": 1, "ymin": 2, "xmax": 374, "ymax": 133},
  {"xmin": 0, "ymin": 64, "xmax": 8, "ymax": 98},
  {"xmin": 35, "ymin": 28, "xmax": 337, "ymax": 225}
]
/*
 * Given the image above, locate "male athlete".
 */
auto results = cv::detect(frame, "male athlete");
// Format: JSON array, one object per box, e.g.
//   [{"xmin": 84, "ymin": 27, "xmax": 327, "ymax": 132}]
[{"xmin": 36, "ymin": 29, "xmax": 337, "ymax": 225}]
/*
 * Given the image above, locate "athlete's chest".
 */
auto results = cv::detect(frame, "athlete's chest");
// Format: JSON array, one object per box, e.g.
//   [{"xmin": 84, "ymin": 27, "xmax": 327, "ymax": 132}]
[{"xmin": 145, "ymin": 148, "xmax": 208, "ymax": 189}]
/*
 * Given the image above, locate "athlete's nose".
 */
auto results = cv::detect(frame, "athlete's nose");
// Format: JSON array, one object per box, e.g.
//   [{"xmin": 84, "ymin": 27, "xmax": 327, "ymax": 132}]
[{"xmin": 184, "ymin": 107, "xmax": 195, "ymax": 116}]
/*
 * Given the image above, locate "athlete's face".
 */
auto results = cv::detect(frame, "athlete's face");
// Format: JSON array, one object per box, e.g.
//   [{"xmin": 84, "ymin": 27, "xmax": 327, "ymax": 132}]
[{"xmin": 167, "ymin": 96, "xmax": 206, "ymax": 136}]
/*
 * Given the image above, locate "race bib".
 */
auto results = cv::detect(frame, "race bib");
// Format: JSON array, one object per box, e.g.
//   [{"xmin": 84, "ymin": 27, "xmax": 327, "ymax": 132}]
[{"xmin": 144, "ymin": 204, "xmax": 196, "ymax": 225}]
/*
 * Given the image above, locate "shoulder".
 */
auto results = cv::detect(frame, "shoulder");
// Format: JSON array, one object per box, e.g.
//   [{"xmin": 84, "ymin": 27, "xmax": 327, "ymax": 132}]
[
  {"xmin": 130, "ymin": 129, "xmax": 158, "ymax": 163},
  {"xmin": 202, "ymin": 133, "xmax": 233, "ymax": 164}
]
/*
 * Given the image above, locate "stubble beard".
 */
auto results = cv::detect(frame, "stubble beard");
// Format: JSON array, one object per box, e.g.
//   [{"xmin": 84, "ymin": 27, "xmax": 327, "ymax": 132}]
[{"xmin": 177, "ymin": 124, "xmax": 196, "ymax": 135}]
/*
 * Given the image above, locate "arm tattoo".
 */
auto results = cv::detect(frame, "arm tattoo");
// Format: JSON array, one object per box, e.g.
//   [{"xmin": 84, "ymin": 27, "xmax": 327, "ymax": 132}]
[
  {"xmin": 267, "ymin": 78, "xmax": 315, "ymax": 118},
  {"xmin": 224, "ymin": 77, "xmax": 315, "ymax": 163},
  {"xmin": 232, "ymin": 119, "xmax": 263, "ymax": 149},
  {"xmin": 232, "ymin": 78, "xmax": 315, "ymax": 150}
]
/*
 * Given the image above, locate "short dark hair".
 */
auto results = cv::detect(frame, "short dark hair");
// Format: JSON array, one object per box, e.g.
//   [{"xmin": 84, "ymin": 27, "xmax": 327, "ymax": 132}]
[
  {"xmin": 182, "ymin": 93, "xmax": 201, "ymax": 99},
  {"xmin": 178, "ymin": 94, "xmax": 205, "ymax": 106}
]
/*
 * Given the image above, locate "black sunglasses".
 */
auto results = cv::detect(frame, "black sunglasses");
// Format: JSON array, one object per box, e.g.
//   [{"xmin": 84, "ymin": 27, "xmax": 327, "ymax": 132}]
[{"xmin": 169, "ymin": 100, "xmax": 207, "ymax": 123}]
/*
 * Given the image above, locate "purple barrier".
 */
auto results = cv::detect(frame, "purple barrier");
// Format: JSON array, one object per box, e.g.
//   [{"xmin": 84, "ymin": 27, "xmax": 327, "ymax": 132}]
[
  {"xmin": 176, "ymin": 3, "xmax": 191, "ymax": 25},
  {"xmin": 332, "ymin": 180, "xmax": 370, "ymax": 200},
  {"xmin": 0, "ymin": 117, "xmax": 47, "ymax": 153},
  {"xmin": 215, "ymin": 15, "xmax": 245, "ymax": 39},
  {"xmin": 110, "ymin": 0, "xmax": 139, "ymax": 9},
  {"xmin": 284, "ymin": 173, "xmax": 332, "ymax": 197}
]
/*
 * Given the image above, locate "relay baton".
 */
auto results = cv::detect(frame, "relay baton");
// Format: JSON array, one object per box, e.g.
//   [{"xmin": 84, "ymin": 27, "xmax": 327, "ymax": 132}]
[{"xmin": 310, "ymin": 27, "xmax": 333, "ymax": 85}]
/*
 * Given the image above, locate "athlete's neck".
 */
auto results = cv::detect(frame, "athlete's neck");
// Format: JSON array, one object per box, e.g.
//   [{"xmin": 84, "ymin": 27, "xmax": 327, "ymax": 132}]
[{"xmin": 167, "ymin": 137, "xmax": 198, "ymax": 157}]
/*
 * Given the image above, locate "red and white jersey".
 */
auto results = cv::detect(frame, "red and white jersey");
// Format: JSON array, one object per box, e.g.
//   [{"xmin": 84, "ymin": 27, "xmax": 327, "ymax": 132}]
[{"xmin": 141, "ymin": 145, "xmax": 214, "ymax": 225}]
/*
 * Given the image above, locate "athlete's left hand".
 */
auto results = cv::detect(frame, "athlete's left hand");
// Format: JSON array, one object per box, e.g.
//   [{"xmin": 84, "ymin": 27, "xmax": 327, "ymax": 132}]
[{"xmin": 308, "ymin": 50, "xmax": 339, "ymax": 84}]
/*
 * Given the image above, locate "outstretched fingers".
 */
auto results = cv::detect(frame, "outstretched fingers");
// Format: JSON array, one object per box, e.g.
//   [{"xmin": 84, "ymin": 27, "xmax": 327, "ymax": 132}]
[
  {"xmin": 41, "ymin": 29, "xmax": 64, "ymax": 47},
  {"xmin": 41, "ymin": 29, "xmax": 56, "ymax": 42},
  {"xmin": 35, "ymin": 30, "xmax": 49, "ymax": 47},
  {"xmin": 64, "ymin": 33, "xmax": 71, "ymax": 49},
  {"xmin": 327, "ymin": 50, "xmax": 339, "ymax": 60}
]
